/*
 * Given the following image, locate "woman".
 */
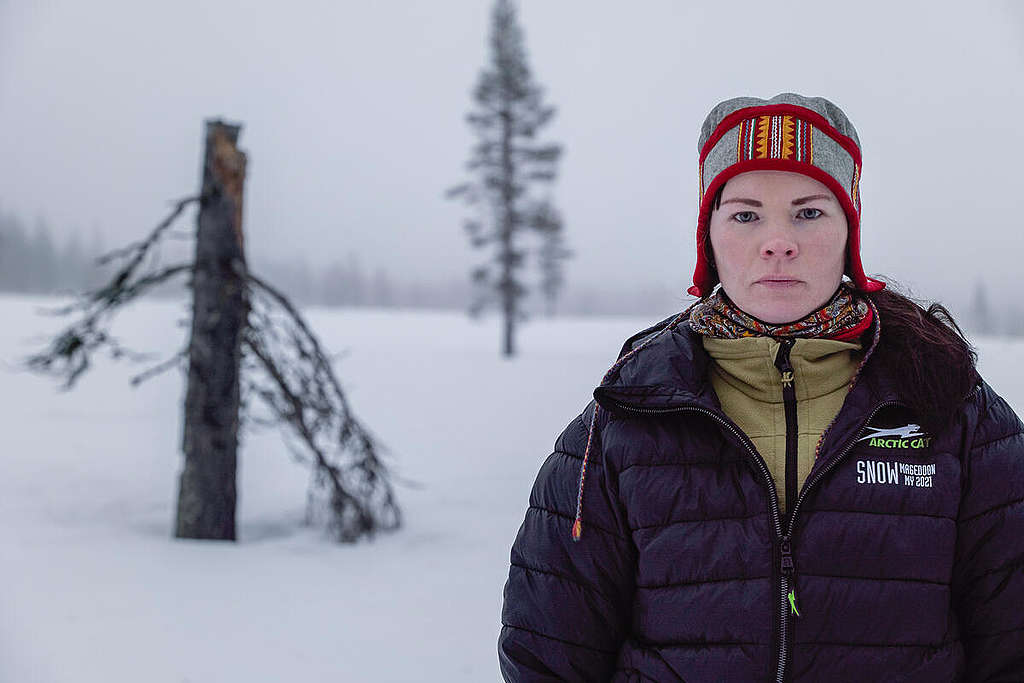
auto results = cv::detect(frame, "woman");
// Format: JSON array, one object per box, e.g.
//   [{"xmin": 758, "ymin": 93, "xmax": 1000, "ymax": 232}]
[{"xmin": 498, "ymin": 93, "xmax": 1024, "ymax": 682}]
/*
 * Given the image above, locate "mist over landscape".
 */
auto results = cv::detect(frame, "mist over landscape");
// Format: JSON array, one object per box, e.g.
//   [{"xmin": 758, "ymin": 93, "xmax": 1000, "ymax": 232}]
[{"xmin": 2, "ymin": 1, "xmax": 1022, "ymax": 326}]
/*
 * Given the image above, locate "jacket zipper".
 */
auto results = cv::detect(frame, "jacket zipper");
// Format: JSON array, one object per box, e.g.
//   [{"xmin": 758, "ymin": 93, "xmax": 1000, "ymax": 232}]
[
  {"xmin": 605, "ymin": 396, "xmax": 904, "ymax": 683},
  {"xmin": 773, "ymin": 337, "xmax": 799, "ymax": 680}
]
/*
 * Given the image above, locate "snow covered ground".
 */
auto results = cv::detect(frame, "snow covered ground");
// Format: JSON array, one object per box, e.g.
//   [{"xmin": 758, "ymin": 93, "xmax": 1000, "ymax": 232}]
[{"xmin": 1, "ymin": 294, "xmax": 1021, "ymax": 682}]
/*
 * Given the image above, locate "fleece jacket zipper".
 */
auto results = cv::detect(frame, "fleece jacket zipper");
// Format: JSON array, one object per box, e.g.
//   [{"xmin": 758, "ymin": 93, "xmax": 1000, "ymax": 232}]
[{"xmin": 773, "ymin": 338, "xmax": 798, "ymax": 528}]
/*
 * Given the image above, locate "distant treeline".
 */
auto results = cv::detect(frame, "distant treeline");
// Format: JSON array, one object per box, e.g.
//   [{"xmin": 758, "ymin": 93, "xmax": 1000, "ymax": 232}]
[
  {"xmin": 251, "ymin": 255, "xmax": 688, "ymax": 317},
  {"xmin": 0, "ymin": 208, "xmax": 685, "ymax": 316},
  {"xmin": 0, "ymin": 210, "xmax": 114, "ymax": 294},
  {"xmin": 0, "ymin": 207, "xmax": 480, "ymax": 308},
  {"xmin": 252, "ymin": 255, "xmax": 472, "ymax": 310}
]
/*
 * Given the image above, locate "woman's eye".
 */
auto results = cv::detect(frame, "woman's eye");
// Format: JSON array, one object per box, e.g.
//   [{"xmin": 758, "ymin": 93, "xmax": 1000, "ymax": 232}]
[
  {"xmin": 732, "ymin": 211, "xmax": 757, "ymax": 223},
  {"xmin": 797, "ymin": 208, "xmax": 823, "ymax": 219}
]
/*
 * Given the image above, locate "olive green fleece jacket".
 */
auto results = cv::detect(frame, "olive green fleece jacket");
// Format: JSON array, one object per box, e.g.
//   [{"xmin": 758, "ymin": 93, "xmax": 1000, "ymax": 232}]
[{"xmin": 701, "ymin": 335, "xmax": 863, "ymax": 514}]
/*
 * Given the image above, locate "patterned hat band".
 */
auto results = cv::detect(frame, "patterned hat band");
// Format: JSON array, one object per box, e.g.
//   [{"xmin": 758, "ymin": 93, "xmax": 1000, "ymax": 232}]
[
  {"xmin": 689, "ymin": 94, "xmax": 884, "ymax": 298},
  {"xmin": 739, "ymin": 114, "xmax": 817, "ymax": 163}
]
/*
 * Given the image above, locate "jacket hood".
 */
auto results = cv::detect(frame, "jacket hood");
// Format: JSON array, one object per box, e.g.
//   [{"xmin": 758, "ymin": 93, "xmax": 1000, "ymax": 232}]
[{"xmin": 593, "ymin": 315, "xmax": 718, "ymax": 413}]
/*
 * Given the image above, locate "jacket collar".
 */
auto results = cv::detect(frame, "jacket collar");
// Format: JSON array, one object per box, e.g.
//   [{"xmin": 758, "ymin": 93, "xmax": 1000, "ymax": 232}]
[{"xmin": 592, "ymin": 313, "xmax": 903, "ymax": 459}]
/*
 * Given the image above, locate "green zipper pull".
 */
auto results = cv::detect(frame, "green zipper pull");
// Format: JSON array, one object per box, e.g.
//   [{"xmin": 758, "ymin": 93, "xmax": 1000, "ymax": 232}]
[{"xmin": 788, "ymin": 589, "xmax": 801, "ymax": 617}]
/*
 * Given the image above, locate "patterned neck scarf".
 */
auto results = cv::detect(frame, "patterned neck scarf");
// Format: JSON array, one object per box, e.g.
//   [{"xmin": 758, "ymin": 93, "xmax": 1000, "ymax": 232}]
[{"xmin": 688, "ymin": 282, "xmax": 873, "ymax": 340}]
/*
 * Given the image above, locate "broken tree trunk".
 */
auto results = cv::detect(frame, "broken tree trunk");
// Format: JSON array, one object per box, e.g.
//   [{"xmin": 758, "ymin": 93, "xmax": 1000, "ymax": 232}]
[{"xmin": 175, "ymin": 120, "xmax": 248, "ymax": 540}]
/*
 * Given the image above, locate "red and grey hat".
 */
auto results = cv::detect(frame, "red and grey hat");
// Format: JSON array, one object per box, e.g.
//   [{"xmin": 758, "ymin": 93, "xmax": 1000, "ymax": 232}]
[{"xmin": 688, "ymin": 92, "xmax": 885, "ymax": 298}]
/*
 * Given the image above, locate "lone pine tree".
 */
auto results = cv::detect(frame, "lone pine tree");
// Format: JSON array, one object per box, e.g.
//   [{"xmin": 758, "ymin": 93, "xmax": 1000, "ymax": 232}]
[{"xmin": 447, "ymin": 0, "xmax": 567, "ymax": 356}]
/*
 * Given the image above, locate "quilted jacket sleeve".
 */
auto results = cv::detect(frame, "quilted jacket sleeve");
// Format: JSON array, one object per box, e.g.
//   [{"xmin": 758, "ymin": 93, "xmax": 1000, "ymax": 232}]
[
  {"xmin": 498, "ymin": 401, "xmax": 636, "ymax": 682},
  {"xmin": 953, "ymin": 381, "xmax": 1024, "ymax": 682}
]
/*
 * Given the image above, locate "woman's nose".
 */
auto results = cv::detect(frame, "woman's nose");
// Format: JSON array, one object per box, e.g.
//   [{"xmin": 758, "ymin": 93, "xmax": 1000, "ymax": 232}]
[{"xmin": 761, "ymin": 231, "xmax": 798, "ymax": 259}]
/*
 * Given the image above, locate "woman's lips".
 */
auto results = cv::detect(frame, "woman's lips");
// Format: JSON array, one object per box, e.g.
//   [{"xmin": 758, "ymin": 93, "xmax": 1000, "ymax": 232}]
[{"xmin": 756, "ymin": 278, "xmax": 802, "ymax": 289}]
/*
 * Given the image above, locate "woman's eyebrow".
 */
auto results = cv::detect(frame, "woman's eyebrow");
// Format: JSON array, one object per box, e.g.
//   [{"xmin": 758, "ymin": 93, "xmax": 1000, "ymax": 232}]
[
  {"xmin": 720, "ymin": 194, "xmax": 834, "ymax": 207},
  {"xmin": 720, "ymin": 198, "xmax": 762, "ymax": 207},
  {"xmin": 791, "ymin": 194, "xmax": 833, "ymax": 205}
]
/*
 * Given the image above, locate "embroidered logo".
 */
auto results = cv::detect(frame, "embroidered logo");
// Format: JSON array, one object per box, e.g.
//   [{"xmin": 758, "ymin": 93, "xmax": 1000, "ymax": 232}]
[
  {"xmin": 856, "ymin": 460, "xmax": 936, "ymax": 488},
  {"xmin": 857, "ymin": 423, "xmax": 932, "ymax": 450}
]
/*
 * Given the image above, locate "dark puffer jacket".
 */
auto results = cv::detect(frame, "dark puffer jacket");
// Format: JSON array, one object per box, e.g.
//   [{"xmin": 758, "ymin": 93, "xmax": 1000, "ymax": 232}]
[{"xmin": 499, "ymin": 313, "xmax": 1024, "ymax": 682}]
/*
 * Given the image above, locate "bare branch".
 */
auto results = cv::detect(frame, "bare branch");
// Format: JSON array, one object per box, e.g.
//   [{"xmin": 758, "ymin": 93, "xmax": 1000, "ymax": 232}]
[
  {"xmin": 130, "ymin": 347, "xmax": 189, "ymax": 387},
  {"xmin": 96, "ymin": 195, "xmax": 198, "ymax": 268},
  {"xmin": 26, "ymin": 263, "xmax": 192, "ymax": 389},
  {"xmin": 242, "ymin": 269, "xmax": 405, "ymax": 542}
]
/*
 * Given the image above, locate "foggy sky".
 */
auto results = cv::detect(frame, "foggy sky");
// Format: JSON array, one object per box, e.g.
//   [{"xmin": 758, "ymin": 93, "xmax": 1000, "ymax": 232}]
[{"xmin": 1, "ymin": 1, "xmax": 1022, "ymax": 312}]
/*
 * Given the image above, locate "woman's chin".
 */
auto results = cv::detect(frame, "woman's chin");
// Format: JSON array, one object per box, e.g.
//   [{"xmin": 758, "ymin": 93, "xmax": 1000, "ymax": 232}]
[
  {"xmin": 724, "ymin": 282, "xmax": 835, "ymax": 325},
  {"xmin": 741, "ymin": 297, "xmax": 816, "ymax": 325}
]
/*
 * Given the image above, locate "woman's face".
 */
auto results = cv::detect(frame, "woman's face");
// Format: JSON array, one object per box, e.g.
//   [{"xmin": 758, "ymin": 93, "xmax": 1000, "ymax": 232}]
[{"xmin": 708, "ymin": 170, "xmax": 848, "ymax": 324}]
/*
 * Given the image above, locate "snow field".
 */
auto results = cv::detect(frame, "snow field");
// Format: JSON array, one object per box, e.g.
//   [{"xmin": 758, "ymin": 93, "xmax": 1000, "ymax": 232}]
[
  {"xmin": 1, "ymin": 294, "xmax": 1020, "ymax": 682},
  {"xmin": 0, "ymin": 295, "xmax": 650, "ymax": 682}
]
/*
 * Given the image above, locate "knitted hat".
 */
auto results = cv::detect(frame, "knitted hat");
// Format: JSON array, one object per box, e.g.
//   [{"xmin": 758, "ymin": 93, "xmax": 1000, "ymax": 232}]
[{"xmin": 688, "ymin": 92, "xmax": 885, "ymax": 298}]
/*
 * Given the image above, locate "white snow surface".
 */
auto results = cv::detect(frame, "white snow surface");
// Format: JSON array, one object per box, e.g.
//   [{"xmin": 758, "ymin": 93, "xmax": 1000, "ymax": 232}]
[{"xmin": 1, "ymin": 294, "xmax": 1022, "ymax": 682}]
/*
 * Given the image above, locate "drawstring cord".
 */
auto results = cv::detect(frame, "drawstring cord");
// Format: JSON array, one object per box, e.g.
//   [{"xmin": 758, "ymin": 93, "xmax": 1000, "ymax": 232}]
[
  {"xmin": 570, "ymin": 308, "xmax": 692, "ymax": 543},
  {"xmin": 571, "ymin": 404, "xmax": 599, "ymax": 542}
]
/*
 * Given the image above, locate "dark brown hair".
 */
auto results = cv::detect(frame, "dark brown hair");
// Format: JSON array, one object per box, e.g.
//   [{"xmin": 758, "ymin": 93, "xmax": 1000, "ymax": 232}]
[
  {"xmin": 866, "ymin": 279, "xmax": 980, "ymax": 433},
  {"xmin": 712, "ymin": 182, "xmax": 726, "ymax": 211},
  {"xmin": 700, "ymin": 183, "xmax": 728, "ymax": 270}
]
